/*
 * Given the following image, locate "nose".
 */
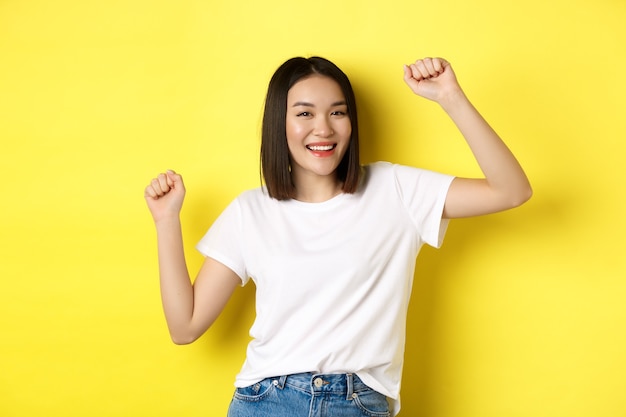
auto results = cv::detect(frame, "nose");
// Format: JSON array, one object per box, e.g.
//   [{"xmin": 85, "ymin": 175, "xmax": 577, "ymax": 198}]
[{"xmin": 314, "ymin": 116, "xmax": 334, "ymax": 137}]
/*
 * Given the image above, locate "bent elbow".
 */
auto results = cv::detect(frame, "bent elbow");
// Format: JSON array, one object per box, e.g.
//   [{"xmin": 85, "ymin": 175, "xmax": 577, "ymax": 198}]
[
  {"xmin": 510, "ymin": 184, "xmax": 533, "ymax": 209},
  {"xmin": 171, "ymin": 335, "xmax": 194, "ymax": 345},
  {"xmin": 523, "ymin": 185, "xmax": 533, "ymax": 204},
  {"xmin": 169, "ymin": 329, "xmax": 201, "ymax": 345}
]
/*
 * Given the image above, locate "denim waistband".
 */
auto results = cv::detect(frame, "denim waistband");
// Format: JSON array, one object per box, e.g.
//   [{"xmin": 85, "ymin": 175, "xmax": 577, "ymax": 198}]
[{"xmin": 275, "ymin": 372, "xmax": 369, "ymax": 399}]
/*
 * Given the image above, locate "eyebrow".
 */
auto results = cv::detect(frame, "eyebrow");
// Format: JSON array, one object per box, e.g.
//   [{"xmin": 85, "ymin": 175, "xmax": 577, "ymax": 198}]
[{"xmin": 291, "ymin": 100, "xmax": 347, "ymax": 107}]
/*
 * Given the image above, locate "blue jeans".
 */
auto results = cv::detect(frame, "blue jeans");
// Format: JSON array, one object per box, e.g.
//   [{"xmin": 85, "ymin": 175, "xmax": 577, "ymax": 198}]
[{"xmin": 227, "ymin": 372, "xmax": 390, "ymax": 417}]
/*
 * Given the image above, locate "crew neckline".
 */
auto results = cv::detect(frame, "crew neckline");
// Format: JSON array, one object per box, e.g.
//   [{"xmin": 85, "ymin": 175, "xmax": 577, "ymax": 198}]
[{"xmin": 285, "ymin": 191, "xmax": 350, "ymax": 210}]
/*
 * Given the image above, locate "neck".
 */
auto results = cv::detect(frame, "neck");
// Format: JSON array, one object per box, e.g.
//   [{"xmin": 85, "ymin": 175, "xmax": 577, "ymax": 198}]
[{"xmin": 292, "ymin": 173, "xmax": 343, "ymax": 203}]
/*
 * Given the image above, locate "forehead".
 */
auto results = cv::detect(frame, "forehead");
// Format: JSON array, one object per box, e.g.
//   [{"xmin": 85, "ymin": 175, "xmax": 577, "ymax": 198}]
[{"xmin": 287, "ymin": 75, "xmax": 345, "ymax": 103}]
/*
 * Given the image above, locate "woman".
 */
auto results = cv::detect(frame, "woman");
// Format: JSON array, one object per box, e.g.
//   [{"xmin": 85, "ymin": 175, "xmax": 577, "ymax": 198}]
[{"xmin": 144, "ymin": 56, "xmax": 532, "ymax": 416}]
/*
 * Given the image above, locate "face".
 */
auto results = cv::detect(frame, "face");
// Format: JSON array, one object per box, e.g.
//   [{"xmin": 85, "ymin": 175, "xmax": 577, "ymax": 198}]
[{"xmin": 286, "ymin": 75, "xmax": 352, "ymax": 185}]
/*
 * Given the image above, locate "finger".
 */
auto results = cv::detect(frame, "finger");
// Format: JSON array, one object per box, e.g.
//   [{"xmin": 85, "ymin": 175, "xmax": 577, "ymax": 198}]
[
  {"xmin": 407, "ymin": 64, "xmax": 422, "ymax": 81},
  {"xmin": 148, "ymin": 175, "xmax": 170, "ymax": 197},
  {"xmin": 145, "ymin": 180, "xmax": 164, "ymax": 198},
  {"xmin": 166, "ymin": 170, "xmax": 183, "ymax": 188},
  {"xmin": 403, "ymin": 65, "xmax": 422, "ymax": 92},
  {"xmin": 165, "ymin": 171, "xmax": 174, "ymax": 187},
  {"xmin": 432, "ymin": 57, "xmax": 446, "ymax": 74},
  {"xmin": 411, "ymin": 61, "xmax": 431, "ymax": 80},
  {"xmin": 403, "ymin": 64, "xmax": 418, "ymax": 83},
  {"xmin": 422, "ymin": 57, "xmax": 437, "ymax": 76},
  {"xmin": 403, "ymin": 64, "xmax": 411, "ymax": 80},
  {"xmin": 168, "ymin": 171, "xmax": 186, "ymax": 196},
  {"xmin": 156, "ymin": 173, "xmax": 171, "ymax": 193},
  {"xmin": 149, "ymin": 178, "xmax": 165, "ymax": 197},
  {"xmin": 144, "ymin": 185, "xmax": 159, "ymax": 199}
]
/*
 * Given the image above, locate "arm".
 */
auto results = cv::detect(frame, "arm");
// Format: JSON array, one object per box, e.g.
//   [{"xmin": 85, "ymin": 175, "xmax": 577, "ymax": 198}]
[
  {"xmin": 145, "ymin": 171, "xmax": 241, "ymax": 344},
  {"xmin": 403, "ymin": 58, "xmax": 532, "ymax": 219}
]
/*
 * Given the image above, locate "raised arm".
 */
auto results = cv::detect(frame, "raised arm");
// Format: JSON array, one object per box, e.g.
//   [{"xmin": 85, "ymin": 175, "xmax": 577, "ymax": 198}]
[
  {"xmin": 145, "ymin": 171, "xmax": 241, "ymax": 344},
  {"xmin": 403, "ymin": 58, "xmax": 532, "ymax": 218}
]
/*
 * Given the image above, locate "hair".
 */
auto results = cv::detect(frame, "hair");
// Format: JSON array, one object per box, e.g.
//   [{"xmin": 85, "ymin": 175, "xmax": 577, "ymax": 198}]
[{"xmin": 260, "ymin": 56, "xmax": 361, "ymax": 200}]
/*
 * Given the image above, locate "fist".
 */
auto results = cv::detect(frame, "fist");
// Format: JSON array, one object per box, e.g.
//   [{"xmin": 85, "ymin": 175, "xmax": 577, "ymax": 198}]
[
  {"xmin": 403, "ymin": 57, "xmax": 461, "ymax": 102},
  {"xmin": 144, "ymin": 170, "xmax": 186, "ymax": 221}
]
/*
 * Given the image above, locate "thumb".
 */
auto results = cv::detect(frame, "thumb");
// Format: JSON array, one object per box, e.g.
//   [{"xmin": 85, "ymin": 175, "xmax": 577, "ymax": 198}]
[
  {"xmin": 403, "ymin": 64, "xmax": 420, "ymax": 93},
  {"xmin": 166, "ymin": 170, "xmax": 185, "ymax": 191}
]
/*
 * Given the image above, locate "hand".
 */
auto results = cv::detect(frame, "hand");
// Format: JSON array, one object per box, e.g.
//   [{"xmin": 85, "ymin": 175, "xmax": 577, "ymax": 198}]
[
  {"xmin": 403, "ymin": 58, "xmax": 462, "ymax": 103},
  {"xmin": 144, "ymin": 170, "xmax": 186, "ymax": 222}
]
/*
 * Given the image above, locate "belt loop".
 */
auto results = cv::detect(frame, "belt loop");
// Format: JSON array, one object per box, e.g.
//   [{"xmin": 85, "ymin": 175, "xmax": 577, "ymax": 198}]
[
  {"xmin": 346, "ymin": 373, "xmax": 354, "ymax": 400},
  {"xmin": 275, "ymin": 375, "xmax": 287, "ymax": 389}
]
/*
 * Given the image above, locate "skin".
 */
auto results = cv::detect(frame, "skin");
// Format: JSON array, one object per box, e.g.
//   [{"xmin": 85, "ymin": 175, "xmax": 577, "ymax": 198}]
[
  {"xmin": 402, "ymin": 58, "xmax": 532, "ymax": 218},
  {"xmin": 285, "ymin": 74, "xmax": 352, "ymax": 203},
  {"xmin": 144, "ymin": 57, "xmax": 532, "ymax": 344}
]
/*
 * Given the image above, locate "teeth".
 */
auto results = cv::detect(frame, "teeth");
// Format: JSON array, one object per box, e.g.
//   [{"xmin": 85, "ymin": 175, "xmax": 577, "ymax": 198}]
[{"xmin": 307, "ymin": 145, "xmax": 334, "ymax": 151}]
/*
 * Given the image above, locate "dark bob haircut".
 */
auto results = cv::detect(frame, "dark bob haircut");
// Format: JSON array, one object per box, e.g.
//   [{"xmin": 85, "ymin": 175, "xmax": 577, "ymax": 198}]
[{"xmin": 260, "ymin": 56, "xmax": 361, "ymax": 200}]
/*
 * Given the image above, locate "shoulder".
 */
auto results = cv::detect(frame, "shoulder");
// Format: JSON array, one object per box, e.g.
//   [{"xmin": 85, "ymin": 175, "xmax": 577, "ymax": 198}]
[
  {"xmin": 360, "ymin": 161, "xmax": 394, "ymax": 184},
  {"xmin": 364, "ymin": 161, "xmax": 453, "ymax": 181},
  {"xmin": 231, "ymin": 186, "xmax": 284, "ymax": 215},
  {"xmin": 216, "ymin": 187, "xmax": 270, "ymax": 216},
  {"xmin": 363, "ymin": 161, "xmax": 393, "ymax": 173},
  {"xmin": 358, "ymin": 162, "xmax": 402, "ymax": 191},
  {"xmin": 360, "ymin": 162, "xmax": 455, "ymax": 200},
  {"xmin": 235, "ymin": 187, "xmax": 272, "ymax": 204},
  {"xmin": 361, "ymin": 161, "xmax": 429, "ymax": 185},
  {"xmin": 363, "ymin": 161, "xmax": 431, "ymax": 177},
  {"xmin": 357, "ymin": 162, "xmax": 407, "ymax": 198}
]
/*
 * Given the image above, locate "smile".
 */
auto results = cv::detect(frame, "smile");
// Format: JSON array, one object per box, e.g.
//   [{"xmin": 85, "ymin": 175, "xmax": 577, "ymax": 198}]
[{"xmin": 306, "ymin": 144, "xmax": 336, "ymax": 151}]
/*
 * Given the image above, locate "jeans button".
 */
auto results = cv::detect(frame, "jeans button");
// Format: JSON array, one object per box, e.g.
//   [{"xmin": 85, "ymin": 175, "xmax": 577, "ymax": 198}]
[{"xmin": 314, "ymin": 377, "xmax": 324, "ymax": 388}]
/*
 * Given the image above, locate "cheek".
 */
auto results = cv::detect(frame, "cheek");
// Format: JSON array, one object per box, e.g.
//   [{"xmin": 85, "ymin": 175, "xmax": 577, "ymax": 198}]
[
  {"xmin": 285, "ymin": 123, "xmax": 304, "ymax": 155},
  {"xmin": 337, "ymin": 120, "xmax": 352, "ymax": 139},
  {"xmin": 286, "ymin": 120, "xmax": 304, "ymax": 142}
]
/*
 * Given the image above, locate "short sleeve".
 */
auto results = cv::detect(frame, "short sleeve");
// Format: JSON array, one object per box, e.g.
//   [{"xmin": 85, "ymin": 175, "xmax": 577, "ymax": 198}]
[
  {"xmin": 196, "ymin": 198, "xmax": 249, "ymax": 285},
  {"xmin": 392, "ymin": 164, "xmax": 455, "ymax": 248}
]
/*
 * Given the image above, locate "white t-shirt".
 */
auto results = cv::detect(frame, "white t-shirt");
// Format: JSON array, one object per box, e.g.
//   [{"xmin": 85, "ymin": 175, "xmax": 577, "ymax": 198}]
[{"xmin": 196, "ymin": 162, "xmax": 454, "ymax": 415}]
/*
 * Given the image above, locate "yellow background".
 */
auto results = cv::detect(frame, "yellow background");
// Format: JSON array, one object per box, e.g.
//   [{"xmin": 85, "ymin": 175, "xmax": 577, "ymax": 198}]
[{"xmin": 1, "ymin": 0, "xmax": 625, "ymax": 416}]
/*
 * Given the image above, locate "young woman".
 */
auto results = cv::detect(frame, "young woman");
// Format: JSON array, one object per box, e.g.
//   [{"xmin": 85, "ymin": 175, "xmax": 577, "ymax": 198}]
[{"xmin": 144, "ymin": 56, "xmax": 532, "ymax": 416}]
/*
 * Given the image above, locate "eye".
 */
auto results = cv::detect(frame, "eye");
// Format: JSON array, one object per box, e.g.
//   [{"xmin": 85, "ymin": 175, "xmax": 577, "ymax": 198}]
[
  {"xmin": 331, "ymin": 110, "xmax": 347, "ymax": 117},
  {"xmin": 296, "ymin": 111, "xmax": 312, "ymax": 117}
]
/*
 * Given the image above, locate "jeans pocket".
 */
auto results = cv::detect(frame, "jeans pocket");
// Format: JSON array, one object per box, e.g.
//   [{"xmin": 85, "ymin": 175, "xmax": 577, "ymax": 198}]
[
  {"xmin": 233, "ymin": 378, "xmax": 278, "ymax": 403},
  {"xmin": 351, "ymin": 388, "xmax": 390, "ymax": 417}
]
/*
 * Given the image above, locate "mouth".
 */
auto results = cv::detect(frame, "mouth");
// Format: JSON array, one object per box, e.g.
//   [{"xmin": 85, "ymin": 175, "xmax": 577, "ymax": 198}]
[{"xmin": 306, "ymin": 144, "xmax": 337, "ymax": 152}]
